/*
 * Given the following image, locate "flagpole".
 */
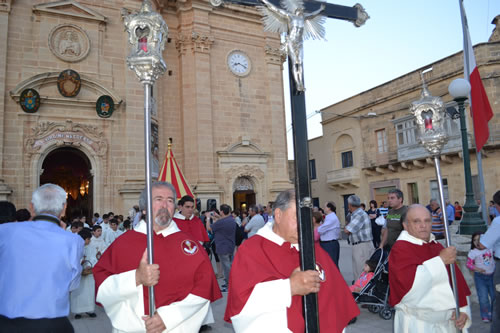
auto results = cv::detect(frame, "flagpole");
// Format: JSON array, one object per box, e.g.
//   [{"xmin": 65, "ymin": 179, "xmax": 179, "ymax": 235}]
[{"xmin": 458, "ymin": 0, "xmax": 488, "ymax": 225}]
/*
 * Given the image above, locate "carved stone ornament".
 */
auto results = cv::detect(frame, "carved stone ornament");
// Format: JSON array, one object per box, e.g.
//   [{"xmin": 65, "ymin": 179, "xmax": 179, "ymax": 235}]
[
  {"xmin": 24, "ymin": 120, "xmax": 108, "ymax": 157},
  {"xmin": 48, "ymin": 24, "xmax": 91, "ymax": 63},
  {"xmin": 225, "ymin": 165, "xmax": 265, "ymax": 185},
  {"xmin": 233, "ymin": 176, "xmax": 254, "ymax": 192},
  {"xmin": 123, "ymin": 0, "xmax": 168, "ymax": 84},
  {"xmin": 264, "ymin": 45, "xmax": 286, "ymax": 64},
  {"xmin": 409, "ymin": 73, "xmax": 448, "ymax": 156},
  {"xmin": 175, "ymin": 32, "xmax": 215, "ymax": 55}
]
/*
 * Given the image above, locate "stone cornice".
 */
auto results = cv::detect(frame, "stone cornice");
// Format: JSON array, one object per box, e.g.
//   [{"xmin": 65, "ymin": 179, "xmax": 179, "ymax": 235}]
[
  {"xmin": 264, "ymin": 45, "xmax": 286, "ymax": 65},
  {"xmin": 0, "ymin": 0, "xmax": 11, "ymax": 13},
  {"xmin": 175, "ymin": 31, "xmax": 215, "ymax": 55}
]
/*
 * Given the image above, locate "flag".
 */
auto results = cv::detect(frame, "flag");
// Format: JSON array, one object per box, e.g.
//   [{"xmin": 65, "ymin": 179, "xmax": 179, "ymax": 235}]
[{"xmin": 459, "ymin": 0, "xmax": 494, "ymax": 152}]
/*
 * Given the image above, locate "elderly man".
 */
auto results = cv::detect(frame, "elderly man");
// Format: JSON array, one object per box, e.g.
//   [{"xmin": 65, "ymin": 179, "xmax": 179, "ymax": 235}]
[
  {"xmin": 225, "ymin": 189, "xmax": 359, "ymax": 332},
  {"xmin": 480, "ymin": 190, "xmax": 500, "ymax": 333},
  {"xmin": 244, "ymin": 204, "xmax": 266, "ymax": 238},
  {"xmin": 344, "ymin": 195, "xmax": 373, "ymax": 282},
  {"xmin": 389, "ymin": 204, "xmax": 471, "ymax": 332},
  {"xmin": 0, "ymin": 183, "xmax": 84, "ymax": 332},
  {"xmin": 94, "ymin": 182, "xmax": 222, "ymax": 333}
]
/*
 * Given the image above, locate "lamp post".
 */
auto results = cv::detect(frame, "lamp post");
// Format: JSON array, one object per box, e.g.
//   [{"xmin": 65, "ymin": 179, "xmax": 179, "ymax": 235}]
[
  {"xmin": 410, "ymin": 74, "xmax": 461, "ymax": 329},
  {"xmin": 123, "ymin": 0, "xmax": 168, "ymax": 316},
  {"xmin": 448, "ymin": 79, "xmax": 486, "ymax": 234}
]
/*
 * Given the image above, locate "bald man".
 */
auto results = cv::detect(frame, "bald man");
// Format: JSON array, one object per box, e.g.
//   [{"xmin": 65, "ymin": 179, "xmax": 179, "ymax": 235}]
[{"xmin": 388, "ymin": 204, "xmax": 471, "ymax": 332}]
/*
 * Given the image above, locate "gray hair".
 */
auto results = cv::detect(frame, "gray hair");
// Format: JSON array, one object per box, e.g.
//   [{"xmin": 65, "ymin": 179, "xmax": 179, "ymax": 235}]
[
  {"xmin": 388, "ymin": 188, "xmax": 404, "ymax": 201},
  {"xmin": 31, "ymin": 183, "xmax": 67, "ymax": 216},
  {"xmin": 273, "ymin": 189, "xmax": 296, "ymax": 214},
  {"xmin": 139, "ymin": 182, "xmax": 177, "ymax": 211},
  {"xmin": 347, "ymin": 195, "xmax": 361, "ymax": 207}
]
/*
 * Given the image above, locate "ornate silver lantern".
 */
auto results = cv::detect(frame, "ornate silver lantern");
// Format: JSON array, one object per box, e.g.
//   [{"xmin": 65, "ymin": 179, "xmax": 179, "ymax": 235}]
[
  {"xmin": 410, "ymin": 73, "xmax": 461, "ymax": 329},
  {"xmin": 124, "ymin": 0, "xmax": 168, "ymax": 84},
  {"xmin": 410, "ymin": 73, "xmax": 448, "ymax": 156},
  {"xmin": 123, "ymin": 0, "xmax": 168, "ymax": 316}
]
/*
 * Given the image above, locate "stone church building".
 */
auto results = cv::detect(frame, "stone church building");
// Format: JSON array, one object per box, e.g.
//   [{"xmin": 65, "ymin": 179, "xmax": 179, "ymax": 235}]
[{"xmin": 0, "ymin": 0, "xmax": 291, "ymax": 218}]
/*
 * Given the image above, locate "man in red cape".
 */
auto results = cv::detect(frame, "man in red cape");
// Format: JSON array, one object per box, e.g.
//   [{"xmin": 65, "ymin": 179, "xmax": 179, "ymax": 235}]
[
  {"xmin": 225, "ymin": 189, "xmax": 359, "ymax": 332},
  {"xmin": 173, "ymin": 195, "xmax": 210, "ymax": 245},
  {"xmin": 93, "ymin": 182, "xmax": 221, "ymax": 333},
  {"xmin": 389, "ymin": 204, "xmax": 471, "ymax": 332}
]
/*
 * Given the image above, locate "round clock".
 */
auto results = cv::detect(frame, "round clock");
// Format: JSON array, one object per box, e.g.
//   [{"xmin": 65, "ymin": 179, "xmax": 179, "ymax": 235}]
[{"xmin": 227, "ymin": 50, "xmax": 251, "ymax": 77}]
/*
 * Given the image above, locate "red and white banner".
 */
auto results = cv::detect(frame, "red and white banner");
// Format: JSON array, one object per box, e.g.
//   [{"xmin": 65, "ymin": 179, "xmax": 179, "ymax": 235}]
[{"xmin": 459, "ymin": 1, "xmax": 494, "ymax": 152}]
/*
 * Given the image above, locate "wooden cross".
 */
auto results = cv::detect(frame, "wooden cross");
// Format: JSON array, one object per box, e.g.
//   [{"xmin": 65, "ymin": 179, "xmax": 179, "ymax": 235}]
[{"xmin": 213, "ymin": 1, "xmax": 368, "ymax": 331}]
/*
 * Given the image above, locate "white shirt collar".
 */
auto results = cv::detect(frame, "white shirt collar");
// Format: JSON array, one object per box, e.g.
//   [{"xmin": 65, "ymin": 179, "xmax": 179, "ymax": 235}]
[
  {"xmin": 397, "ymin": 230, "xmax": 437, "ymax": 245},
  {"xmin": 256, "ymin": 221, "xmax": 299, "ymax": 250},
  {"xmin": 135, "ymin": 219, "xmax": 180, "ymax": 237},
  {"xmin": 173, "ymin": 212, "xmax": 193, "ymax": 220}
]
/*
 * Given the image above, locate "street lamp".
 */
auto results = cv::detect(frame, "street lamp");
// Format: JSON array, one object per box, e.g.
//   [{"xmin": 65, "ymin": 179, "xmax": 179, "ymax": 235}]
[{"xmin": 448, "ymin": 78, "xmax": 486, "ymax": 234}]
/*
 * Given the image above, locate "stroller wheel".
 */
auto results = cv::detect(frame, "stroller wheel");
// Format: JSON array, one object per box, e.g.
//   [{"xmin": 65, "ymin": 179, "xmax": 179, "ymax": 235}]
[
  {"xmin": 379, "ymin": 307, "xmax": 393, "ymax": 320},
  {"xmin": 368, "ymin": 305, "xmax": 381, "ymax": 313}
]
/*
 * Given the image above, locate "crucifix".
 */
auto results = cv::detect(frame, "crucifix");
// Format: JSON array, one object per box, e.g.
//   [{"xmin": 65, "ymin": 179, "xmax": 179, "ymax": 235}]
[{"xmin": 212, "ymin": 0, "xmax": 369, "ymax": 331}]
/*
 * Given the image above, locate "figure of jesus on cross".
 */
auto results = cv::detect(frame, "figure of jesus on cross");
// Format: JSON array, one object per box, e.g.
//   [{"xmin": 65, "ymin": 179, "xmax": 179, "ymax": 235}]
[{"xmin": 259, "ymin": 0, "xmax": 326, "ymax": 91}]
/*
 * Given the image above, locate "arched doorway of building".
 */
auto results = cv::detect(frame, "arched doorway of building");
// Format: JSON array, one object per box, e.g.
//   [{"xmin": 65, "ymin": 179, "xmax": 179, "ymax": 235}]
[
  {"xmin": 40, "ymin": 147, "xmax": 93, "ymax": 221},
  {"xmin": 233, "ymin": 176, "xmax": 256, "ymax": 213}
]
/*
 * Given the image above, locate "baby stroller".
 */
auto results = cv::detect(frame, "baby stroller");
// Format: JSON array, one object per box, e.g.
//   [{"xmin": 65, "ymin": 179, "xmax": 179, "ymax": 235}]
[{"xmin": 352, "ymin": 248, "xmax": 394, "ymax": 320}]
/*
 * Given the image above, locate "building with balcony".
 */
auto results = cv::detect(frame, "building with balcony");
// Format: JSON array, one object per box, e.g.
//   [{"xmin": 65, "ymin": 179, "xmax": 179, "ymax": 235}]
[{"xmin": 309, "ymin": 24, "xmax": 500, "ymax": 224}]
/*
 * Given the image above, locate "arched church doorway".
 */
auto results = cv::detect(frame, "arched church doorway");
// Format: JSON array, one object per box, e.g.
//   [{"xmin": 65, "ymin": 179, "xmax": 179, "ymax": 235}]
[
  {"xmin": 233, "ymin": 176, "xmax": 256, "ymax": 213},
  {"xmin": 40, "ymin": 147, "xmax": 93, "ymax": 221}
]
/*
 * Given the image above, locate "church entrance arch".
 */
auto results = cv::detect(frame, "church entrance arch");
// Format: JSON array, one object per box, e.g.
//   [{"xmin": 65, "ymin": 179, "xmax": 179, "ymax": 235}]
[
  {"xmin": 40, "ymin": 147, "xmax": 93, "ymax": 221},
  {"xmin": 233, "ymin": 176, "xmax": 256, "ymax": 213}
]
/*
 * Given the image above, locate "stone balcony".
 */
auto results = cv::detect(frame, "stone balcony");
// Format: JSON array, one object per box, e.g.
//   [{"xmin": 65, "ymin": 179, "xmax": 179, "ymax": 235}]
[{"xmin": 326, "ymin": 167, "xmax": 360, "ymax": 189}]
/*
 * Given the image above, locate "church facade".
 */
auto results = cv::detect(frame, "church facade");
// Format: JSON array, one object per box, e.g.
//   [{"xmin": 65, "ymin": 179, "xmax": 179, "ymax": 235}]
[{"xmin": 0, "ymin": 0, "xmax": 291, "ymax": 218}]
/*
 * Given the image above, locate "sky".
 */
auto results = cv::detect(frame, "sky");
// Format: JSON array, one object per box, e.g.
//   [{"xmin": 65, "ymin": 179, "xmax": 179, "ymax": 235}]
[{"xmin": 284, "ymin": 0, "xmax": 500, "ymax": 159}]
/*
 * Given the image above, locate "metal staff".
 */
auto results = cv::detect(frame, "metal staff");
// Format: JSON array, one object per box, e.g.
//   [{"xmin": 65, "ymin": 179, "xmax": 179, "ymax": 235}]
[
  {"xmin": 124, "ymin": 0, "xmax": 168, "ymax": 316},
  {"xmin": 410, "ymin": 73, "xmax": 461, "ymax": 331}
]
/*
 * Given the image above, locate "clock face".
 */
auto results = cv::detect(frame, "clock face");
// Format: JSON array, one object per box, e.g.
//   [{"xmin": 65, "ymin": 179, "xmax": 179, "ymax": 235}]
[{"xmin": 227, "ymin": 51, "xmax": 251, "ymax": 77}]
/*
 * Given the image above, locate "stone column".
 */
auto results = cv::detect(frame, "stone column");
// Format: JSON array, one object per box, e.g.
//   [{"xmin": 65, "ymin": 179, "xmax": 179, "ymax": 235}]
[
  {"xmin": 0, "ymin": 2, "xmax": 13, "ymax": 199},
  {"xmin": 264, "ymin": 43, "xmax": 291, "ymax": 198},
  {"xmin": 176, "ymin": 9, "xmax": 217, "ymax": 192}
]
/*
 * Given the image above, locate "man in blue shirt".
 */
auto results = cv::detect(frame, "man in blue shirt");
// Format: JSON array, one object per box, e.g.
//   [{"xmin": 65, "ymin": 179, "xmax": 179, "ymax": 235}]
[
  {"xmin": 0, "ymin": 183, "xmax": 84, "ymax": 332},
  {"xmin": 480, "ymin": 190, "xmax": 500, "ymax": 333}
]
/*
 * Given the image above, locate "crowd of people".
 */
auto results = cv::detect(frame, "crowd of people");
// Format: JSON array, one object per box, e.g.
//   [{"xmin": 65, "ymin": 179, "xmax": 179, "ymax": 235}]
[{"xmin": 1, "ymin": 182, "xmax": 500, "ymax": 333}]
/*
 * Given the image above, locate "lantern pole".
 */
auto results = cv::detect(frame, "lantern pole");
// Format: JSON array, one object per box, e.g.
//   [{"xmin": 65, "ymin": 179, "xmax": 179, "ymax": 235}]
[
  {"xmin": 410, "ymin": 73, "xmax": 461, "ymax": 331},
  {"xmin": 123, "ymin": 0, "xmax": 168, "ymax": 316}
]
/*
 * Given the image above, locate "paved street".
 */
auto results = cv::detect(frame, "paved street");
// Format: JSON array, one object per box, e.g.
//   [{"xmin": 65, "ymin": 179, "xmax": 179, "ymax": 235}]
[{"xmin": 71, "ymin": 240, "xmax": 491, "ymax": 332}]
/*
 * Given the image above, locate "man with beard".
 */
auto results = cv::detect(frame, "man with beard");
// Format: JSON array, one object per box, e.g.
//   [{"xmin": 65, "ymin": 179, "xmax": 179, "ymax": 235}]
[{"xmin": 93, "ymin": 182, "xmax": 222, "ymax": 333}]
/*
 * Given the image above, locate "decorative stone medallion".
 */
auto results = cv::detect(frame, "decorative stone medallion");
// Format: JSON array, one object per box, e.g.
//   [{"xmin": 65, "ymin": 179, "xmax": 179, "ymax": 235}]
[
  {"xmin": 57, "ymin": 69, "xmax": 81, "ymax": 97},
  {"xmin": 20, "ymin": 89, "xmax": 41, "ymax": 113},
  {"xmin": 96, "ymin": 95, "xmax": 114, "ymax": 118},
  {"xmin": 48, "ymin": 24, "xmax": 90, "ymax": 63}
]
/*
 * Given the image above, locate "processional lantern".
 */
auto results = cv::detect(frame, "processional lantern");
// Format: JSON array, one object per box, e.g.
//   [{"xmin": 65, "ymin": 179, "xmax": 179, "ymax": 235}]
[
  {"xmin": 410, "ymin": 73, "xmax": 461, "ymax": 331},
  {"xmin": 123, "ymin": 0, "xmax": 168, "ymax": 316},
  {"xmin": 124, "ymin": 0, "xmax": 168, "ymax": 84},
  {"xmin": 410, "ymin": 73, "xmax": 448, "ymax": 156}
]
